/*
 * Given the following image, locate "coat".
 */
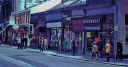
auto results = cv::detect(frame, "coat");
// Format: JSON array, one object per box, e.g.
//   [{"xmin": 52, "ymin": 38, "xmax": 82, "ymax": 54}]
[
  {"xmin": 105, "ymin": 43, "xmax": 111, "ymax": 53},
  {"xmin": 92, "ymin": 44, "xmax": 98, "ymax": 53}
]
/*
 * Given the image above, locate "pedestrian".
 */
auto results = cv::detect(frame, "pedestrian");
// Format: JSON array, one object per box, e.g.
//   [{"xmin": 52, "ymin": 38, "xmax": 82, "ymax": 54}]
[
  {"xmin": 98, "ymin": 40, "xmax": 104, "ymax": 58},
  {"xmin": 58, "ymin": 38, "xmax": 61, "ymax": 52},
  {"xmin": 27, "ymin": 37, "xmax": 30, "ymax": 48},
  {"xmin": 8, "ymin": 37, "xmax": 12, "ymax": 46},
  {"xmin": 44, "ymin": 38, "xmax": 48, "ymax": 50},
  {"xmin": 24, "ymin": 36, "xmax": 28, "ymax": 49},
  {"xmin": 17, "ymin": 36, "xmax": 21, "ymax": 49},
  {"xmin": 72, "ymin": 38, "xmax": 77, "ymax": 56},
  {"xmin": 21, "ymin": 37, "xmax": 24, "ymax": 49},
  {"xmin": 92, "ymin": 42, "xmax": 98, "ymax": 61},
  {"xmin": 40, "ymin": 37, "xmax": 44, "ymax": 52},
  {"xmin": 63, "ymin": 39, "xmax": 68, "ymax": 52},
  {"xmin": 55, "ymin": 37, "xmax": 58, "ymax": 48},
  {"xmin": 105, "ymin": 39, "xmax": 112, "ymax": 62},
  {"xmin": 116, "ymin": 39, "xmax": 123, "ymax": 61}
]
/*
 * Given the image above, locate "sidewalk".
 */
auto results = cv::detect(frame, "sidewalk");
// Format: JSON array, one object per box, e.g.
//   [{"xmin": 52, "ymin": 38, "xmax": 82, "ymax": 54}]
[
  {"xmin": 1, "ymin": 44, "xmax": 128, "ymax": 66},
  {"xmin": 28, "ymin": 49, "xmax": 128, "ymax": 66}
]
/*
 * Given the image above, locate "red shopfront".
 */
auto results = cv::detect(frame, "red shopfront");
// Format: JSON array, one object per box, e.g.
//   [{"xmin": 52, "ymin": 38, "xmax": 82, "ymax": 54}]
[{"xmin": 13, "ymin": 11, "xmax": 31, "ymax": 37}]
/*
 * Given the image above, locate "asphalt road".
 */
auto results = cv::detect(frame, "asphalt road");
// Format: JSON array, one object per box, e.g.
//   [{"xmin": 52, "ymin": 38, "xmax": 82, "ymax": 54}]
[{"xmin": 0, "ymin": 46, "xmax": 126, "ymax": 67}]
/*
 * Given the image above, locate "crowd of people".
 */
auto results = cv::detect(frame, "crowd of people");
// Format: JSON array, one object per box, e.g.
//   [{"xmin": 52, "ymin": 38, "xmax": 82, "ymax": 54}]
[
  {"xmin": 13, "ymin": 34, "xmax": 48, "ymax": 53},
  {"xmin": 90, "ymin": 38, "xmax": 123, "ymax": 62},
  {"xmin": 1, "ymin": 34, "xmax": 123, "ymax": 62},
  {"xmin": 62, "ymin": 37, "xmax": 123, "ymax": 62}
]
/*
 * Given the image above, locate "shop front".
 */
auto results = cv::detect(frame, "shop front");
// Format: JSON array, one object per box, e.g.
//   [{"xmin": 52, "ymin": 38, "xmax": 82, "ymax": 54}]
[
  {"xmin": 12, "ymin": 10, "xmax": 31, "ymax": 38},
  {"xmin": 72, "ymin": 18, "xmax": 85, "ymax": 53},
  {"xmin": 32, "ymin": 13, "xmax": 46, "ymax": 46},
  {"xmin": 62, "ymin": 10, "xmax": 72, "ymax": 50},
  {"xmin": 84, "ymin": 15, "xmax": 114, "ymax": 53},
  {"xmin": 85, "ymin": 25, "xmax": 101, "ymax": 53},
  {"xmin": 71, "ymin": 9, "xmax": 85, "ymax": 53},
  {"xmin": 47, "ymin": 22, "xmax": 62, "ymax": 49},
  {"xmin": 45, "ymin": 11, "xmax": 62, "ymax": 49}
]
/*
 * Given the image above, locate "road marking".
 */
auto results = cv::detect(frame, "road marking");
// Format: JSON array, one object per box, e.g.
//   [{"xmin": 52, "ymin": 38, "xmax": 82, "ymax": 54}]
[{"xmin": 0, "ymin": 54, "xmax": 35, "ymax": 67}]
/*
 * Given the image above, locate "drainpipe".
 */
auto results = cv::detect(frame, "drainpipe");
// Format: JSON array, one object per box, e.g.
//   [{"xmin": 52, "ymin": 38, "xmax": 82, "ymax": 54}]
[{"xmin": 114, "ymin": 0, "xmax": 118, "ymax": 62}]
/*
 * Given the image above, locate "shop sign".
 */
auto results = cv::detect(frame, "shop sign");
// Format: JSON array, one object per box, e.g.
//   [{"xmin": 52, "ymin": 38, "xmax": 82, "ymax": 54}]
[
  {"xmin": 46, "ymin": 13, "xmax": 62, "ymax": 21},
  {"xmin": 85, "ymin": 27, "xmax": 101, "ymax": 30},
  {"xmin": 47, "ymin": 22, "xmax": 62, "ymax": 28},
  {"xmin": 86, "ymin": 32, "xmax": 91, "ymax": 38}
]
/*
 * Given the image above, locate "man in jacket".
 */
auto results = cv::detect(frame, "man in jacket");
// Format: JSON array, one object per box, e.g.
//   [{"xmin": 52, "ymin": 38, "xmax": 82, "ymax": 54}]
[
  {"xmin": 105, "ymin": 39, "xmax": 111, "ymax": 62},
  {"xmin": 116, "ymin": 39, "xmax": 123, "ymax": 61}
]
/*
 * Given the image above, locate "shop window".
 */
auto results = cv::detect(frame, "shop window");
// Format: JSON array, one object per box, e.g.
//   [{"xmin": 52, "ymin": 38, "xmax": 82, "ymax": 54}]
[{"xmin": 125, "ymin": 15, "xmax": 128, "ymax": 25}]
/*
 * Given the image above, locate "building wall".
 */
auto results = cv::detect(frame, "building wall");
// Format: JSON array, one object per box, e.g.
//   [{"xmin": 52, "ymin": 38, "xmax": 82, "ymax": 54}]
[
  {"xmin": 86, "ymin": 6, "xmax": 114, "ymax": 16},
  {"xmin": 116, "ymin": 0, "xmax": 128, "ymax": 55},
  {"xmin": 2, "ymin": 0, "xmax": 12, "ymax": 20}
]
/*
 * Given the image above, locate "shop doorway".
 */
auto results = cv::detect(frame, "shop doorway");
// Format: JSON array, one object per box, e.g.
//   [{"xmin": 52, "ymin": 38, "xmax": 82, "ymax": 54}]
[
  {"xmin": 50, "ymin": 28, "xmax": 62, "ymax": 48},
  {"xmin": 75, "ymin": 32, "xmax": 83, "ymax": 53},
  {"xmin": 85, "ymin": 31, "xmax": 99, "ymax": 53}
]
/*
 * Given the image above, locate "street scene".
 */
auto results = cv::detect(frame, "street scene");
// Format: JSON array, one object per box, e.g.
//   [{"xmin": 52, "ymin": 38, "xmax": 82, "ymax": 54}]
[{"xmin": 0, "ymin": 0, "xmax": 128, "ymax": 67}]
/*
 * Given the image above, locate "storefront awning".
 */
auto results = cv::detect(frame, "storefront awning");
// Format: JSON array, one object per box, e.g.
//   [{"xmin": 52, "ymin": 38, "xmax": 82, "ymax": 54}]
[
  {"xmin": 49, "ymin": 0, "xmax": 86, "ymax": 11},
  {"xmin": 29, "ymin": 0, "xmax": 61, "ymax": 14}
]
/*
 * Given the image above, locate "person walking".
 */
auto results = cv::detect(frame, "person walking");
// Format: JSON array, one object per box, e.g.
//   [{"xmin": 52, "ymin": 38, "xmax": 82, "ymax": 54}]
[
  {"xmin": 44, "ymin": 38, "xmax": 48, "ymax": 50},
  {"xmin": 116, "ymin": 40, "xmax": 123, "ymax": 61},
  {"xmin": 72, "ymin": 39, "xmax": 77, "ymax": 56},
  {"xmin": 24, "ymin": 36, "xmax": 28, "ymax": 49},
  {"xmin": 105, "ymin": 39, "xmax": 111, "ymax": 62},
  {"xmin": 21, "ymin": 37, "xmax": 24, "ymax": 49},
  {"xmin": 63, "ymin": 39, "xmax": 68, "ymax": 52},
  {"xmin": 17, "ymin": 36, "xmax": 21, "ymax": 49},
  {"xmin": 92, "ymin": 42, "xmax": 98, "ymax": 61},
  {"xmin": 27, "ymin": 37, "xmax": 30, "ymax": 48},
  {"xmin": 40, "ymin": 37, "xmax": 44, "ymax": 52},
  {"xmin": 98, "ymin": 40, "xmax": 104, "ymax": 58}
]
